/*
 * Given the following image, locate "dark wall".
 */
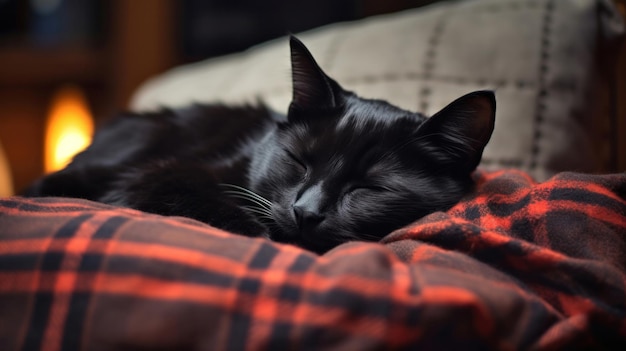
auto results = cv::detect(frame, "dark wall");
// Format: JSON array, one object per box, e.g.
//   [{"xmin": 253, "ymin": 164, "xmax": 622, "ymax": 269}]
[{"xmin": 180, "ymin": 0, "xmax": 359, "ymax": 61}]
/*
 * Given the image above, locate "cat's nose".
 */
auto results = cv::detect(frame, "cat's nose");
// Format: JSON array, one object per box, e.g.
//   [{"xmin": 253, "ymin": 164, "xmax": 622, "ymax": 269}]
[
  {"xmin": 293, "ymin": 183, "xmax": 325, "ymax": 231},
  {"xmin": 293, "ymin": 205, "xmax": 325, "ymax": 231}
]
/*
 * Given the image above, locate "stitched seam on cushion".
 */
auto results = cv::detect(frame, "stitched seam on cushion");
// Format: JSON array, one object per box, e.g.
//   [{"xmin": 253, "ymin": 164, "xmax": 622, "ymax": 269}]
[
  {"xmin": 531, "ymin": 0, "xmax": 554, "ymax": 170},
  {"xmin": 418, "ymin": 12, "xmax": 449, "ymax": 112},
  {"xmin": 264, "ymin": 75, "xmax": 536, "ymax": 93},
  {"xmin": 261, "ymin": 74, "xmax": 537, "ymax": 98},
  {"xmin": 466, "ymin": 0, "xmax": 540, "ymax": 13},
  {"xmin": 342, "ymin": 74, "xmax": 536, "ymax": 89}
]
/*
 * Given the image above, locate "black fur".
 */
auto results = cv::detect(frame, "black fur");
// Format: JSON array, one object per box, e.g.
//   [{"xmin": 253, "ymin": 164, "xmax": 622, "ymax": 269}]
[{"xmin": 24, "ymin": 37, "xmax": 496, "ymax": 254}]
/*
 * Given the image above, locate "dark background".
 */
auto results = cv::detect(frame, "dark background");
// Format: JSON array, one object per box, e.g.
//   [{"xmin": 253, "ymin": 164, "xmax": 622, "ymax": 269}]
[{"xmin": 0, "ymin": 0, "xmax": 439, "ymax": 193}]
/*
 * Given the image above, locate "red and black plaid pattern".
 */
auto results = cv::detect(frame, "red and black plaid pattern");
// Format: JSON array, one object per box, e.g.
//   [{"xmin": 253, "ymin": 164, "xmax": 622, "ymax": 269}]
[{"xmin": 1, "ymin": 170, "xmax": 625, "ymax": 350}]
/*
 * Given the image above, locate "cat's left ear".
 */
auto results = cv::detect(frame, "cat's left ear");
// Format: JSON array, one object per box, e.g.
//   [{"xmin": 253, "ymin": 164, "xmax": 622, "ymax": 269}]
[
  {"xmin": 416, "ymin": 91, "xmax": 495, "ymax": 173},
  {"xmin": 288, "ymin": 36, "xmax": 343, "ymax": 114}
]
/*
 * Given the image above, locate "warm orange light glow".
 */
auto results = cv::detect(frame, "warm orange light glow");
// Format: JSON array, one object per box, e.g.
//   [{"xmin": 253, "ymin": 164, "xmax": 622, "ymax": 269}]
[
  {"xmin": 45, "ymin": 85, "xmax": 94, "ymax": 173},
  {"xmin": 0, "ymin": 139, "xmax": 13, "ymax": 196}
]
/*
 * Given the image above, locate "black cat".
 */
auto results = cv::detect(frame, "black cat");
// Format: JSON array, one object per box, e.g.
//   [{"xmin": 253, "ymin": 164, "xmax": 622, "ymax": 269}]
[{"xmin": 24, "ymin": 36, "xmax": 496, "ymax": 254}]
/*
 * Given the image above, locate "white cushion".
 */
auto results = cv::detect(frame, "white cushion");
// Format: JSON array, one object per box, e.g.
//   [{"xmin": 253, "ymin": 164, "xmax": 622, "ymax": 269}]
[{"xmin": 131, "ymin": 0, "xmax": 624, "ymax": 180}]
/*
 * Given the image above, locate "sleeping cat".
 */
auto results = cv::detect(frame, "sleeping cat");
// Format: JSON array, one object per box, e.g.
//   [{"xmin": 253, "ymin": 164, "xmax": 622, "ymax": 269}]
[{"xmin": 24, "ymin": 36, "xmax": 496, "ymax": 254}]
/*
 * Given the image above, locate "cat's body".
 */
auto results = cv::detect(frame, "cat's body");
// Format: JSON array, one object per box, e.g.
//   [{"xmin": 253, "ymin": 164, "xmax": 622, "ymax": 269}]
[{"xmin": 24, "ymin": 37, "xmax": 496, "ymax": 254}]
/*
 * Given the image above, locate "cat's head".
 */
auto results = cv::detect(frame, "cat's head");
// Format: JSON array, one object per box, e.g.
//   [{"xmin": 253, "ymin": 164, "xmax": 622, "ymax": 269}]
[{"xmin": 250, "ymin": 36, "xmax": 495, "ymax": 254}]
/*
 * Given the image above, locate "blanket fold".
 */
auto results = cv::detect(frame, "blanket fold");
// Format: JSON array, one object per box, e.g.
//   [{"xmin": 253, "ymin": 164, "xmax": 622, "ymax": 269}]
[{"xmin": 1, "ymin": 170, "xmax": 625, "ymax": 350}]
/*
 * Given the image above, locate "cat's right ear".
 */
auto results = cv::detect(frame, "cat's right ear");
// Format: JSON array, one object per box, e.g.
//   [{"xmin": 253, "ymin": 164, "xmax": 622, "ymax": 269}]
[
  {"xmin": 415, "ymin": 90, "xmax": 496, "ymax": 173},
  {"xmin": 288, "ymin": 36, "xmax": 342, "ymax": 115}
]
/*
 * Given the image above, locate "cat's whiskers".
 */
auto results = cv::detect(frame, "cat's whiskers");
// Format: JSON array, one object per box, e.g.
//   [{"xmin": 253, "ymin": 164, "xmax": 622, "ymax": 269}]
[
  {"xmin": 223, "ymin": 191, "xmax": 272, "ymax": 211},
  {"xmin": 220, "ymin": 184, "xmax": 273, "ymax": 207},
  {"xmin": 240, "ymin": 206, "xmax": 273, "ymax": 220},
  {"xmin": 236, "ymin": 200, "xmax": 273, "ymax": 217},
  {"xmin": 220, "ymin": 184, "xmax": 276, "ymax": 222}
]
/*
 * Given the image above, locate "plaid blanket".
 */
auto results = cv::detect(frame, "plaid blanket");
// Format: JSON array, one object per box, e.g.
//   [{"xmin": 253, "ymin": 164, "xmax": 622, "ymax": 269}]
[{"xmin": 1, "ymin": 170, "xmax": 625, "ymax": 350}]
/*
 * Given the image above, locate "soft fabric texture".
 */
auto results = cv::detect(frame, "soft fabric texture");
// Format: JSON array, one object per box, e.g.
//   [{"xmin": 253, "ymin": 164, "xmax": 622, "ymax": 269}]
[
  {"xmin": 130, "ymin": 0, "xmax": 624, "ymax": 181},
  {"xmin": 1, "ymin": 169, "xmax": 625, "ymax": 350}
]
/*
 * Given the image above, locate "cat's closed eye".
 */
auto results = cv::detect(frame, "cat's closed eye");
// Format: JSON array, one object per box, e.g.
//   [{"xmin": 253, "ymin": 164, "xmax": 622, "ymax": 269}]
[{"xmin": 285, "ymin": 150, "xmax": 308, "ymax": 174}]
